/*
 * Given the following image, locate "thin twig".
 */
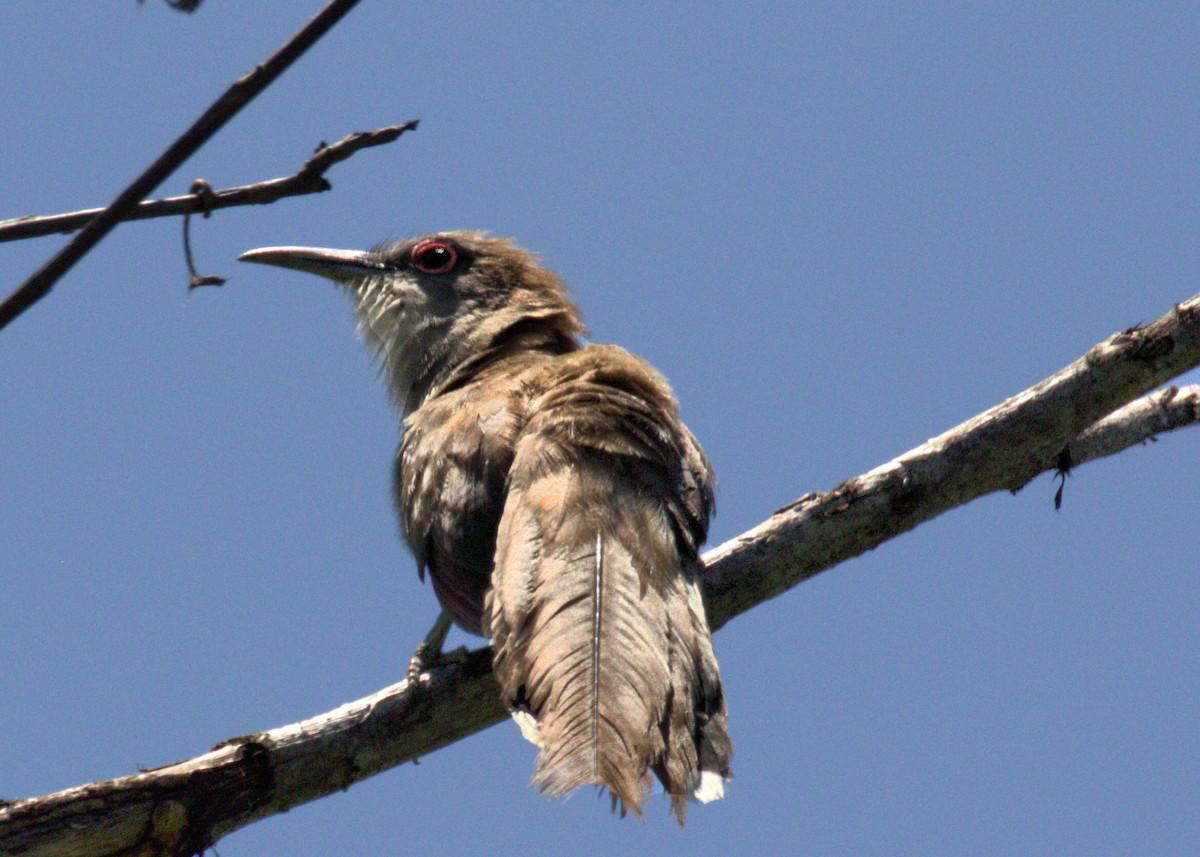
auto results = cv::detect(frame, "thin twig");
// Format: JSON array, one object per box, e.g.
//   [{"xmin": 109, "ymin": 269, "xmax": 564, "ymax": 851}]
[
  {"xmin": 1066, "ymin": 383, "xmax": 1200, "ymax": 465},
  {"xmin": 182, "ymin": 180, "xmax": 227, "ymax": 288},
  {"xmin": 0, "ymin": 0, "xmax": 365, "ymax": 333},
  {"xmin": 1052, "ymin": 382, "xmax": 1200, "ymax": 507},
  {"xmin": 0, "ymin": 123, "xmax": 417, "ymax": 244}
]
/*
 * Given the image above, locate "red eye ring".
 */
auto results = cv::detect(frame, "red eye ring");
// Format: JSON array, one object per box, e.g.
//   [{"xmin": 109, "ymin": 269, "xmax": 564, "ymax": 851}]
[{"xmin": 410, "ymin": 240, "xmax": 458, "ymax": 274}]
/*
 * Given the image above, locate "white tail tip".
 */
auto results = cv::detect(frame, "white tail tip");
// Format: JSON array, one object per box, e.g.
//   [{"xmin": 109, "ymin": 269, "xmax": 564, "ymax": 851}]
[
  {"xmin": 511, "ymin": 709, "xmax": 543, "ymax": 748},
  {"xmin": 692, "ymin": 770, "xmax": 727, "ymax": 804}
]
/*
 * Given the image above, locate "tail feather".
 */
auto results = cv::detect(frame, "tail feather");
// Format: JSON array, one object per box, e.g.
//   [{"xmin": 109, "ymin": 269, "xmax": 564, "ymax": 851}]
[
  {"xmin": 482, "ymin": 344, "xmax": 731, "ymax": 821},
  {"xmin": 486, "ymin": 458, "xmax": 730, "ymax": 820}
]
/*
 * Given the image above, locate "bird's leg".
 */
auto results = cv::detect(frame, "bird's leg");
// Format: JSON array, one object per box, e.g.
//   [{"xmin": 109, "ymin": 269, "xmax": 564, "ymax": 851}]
[{"xmin": 407, "ymin": 611, "xmax": 454, "ymax": 685}]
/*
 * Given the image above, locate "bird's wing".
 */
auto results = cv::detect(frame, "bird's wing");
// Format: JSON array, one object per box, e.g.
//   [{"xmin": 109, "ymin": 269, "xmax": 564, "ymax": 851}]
[{"xmin": 396, "ymin": 385, "xmax": 517, "ymax": 635}]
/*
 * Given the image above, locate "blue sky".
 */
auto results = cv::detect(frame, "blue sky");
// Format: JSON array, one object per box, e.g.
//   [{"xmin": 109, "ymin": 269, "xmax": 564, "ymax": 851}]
[{"xmin": 2, "ymin": 3, "xmax": 1198, "ymax": 855}]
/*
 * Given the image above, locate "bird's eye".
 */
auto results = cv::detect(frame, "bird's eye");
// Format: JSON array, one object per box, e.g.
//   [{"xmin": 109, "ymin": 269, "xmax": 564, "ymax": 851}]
[{"xmin": 410, "ymin": 240, "xmax": 458, "ymax": 274}]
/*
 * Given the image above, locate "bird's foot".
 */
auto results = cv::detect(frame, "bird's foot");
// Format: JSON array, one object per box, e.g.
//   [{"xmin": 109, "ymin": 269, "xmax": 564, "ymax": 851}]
[{"xmin": 406, "ymin": 612, "xmax": 468, "ymax": 685}]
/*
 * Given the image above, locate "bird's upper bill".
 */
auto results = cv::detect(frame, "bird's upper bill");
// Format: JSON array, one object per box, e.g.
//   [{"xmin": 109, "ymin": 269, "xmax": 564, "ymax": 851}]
[{"xmin": 237, "ymin": 246, "xmax": 386, "ymax": 283}]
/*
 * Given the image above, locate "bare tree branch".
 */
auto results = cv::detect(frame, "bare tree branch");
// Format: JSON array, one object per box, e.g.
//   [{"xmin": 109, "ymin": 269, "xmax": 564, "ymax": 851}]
[
  {"xmin": 0, "ymin": 649, "xmax": 502, "ymax": 857},
  {"xmin": 702, "ymin": 297, "xmax": 1200, "ymax": 626},
  {"xmin": 0, "ymin": 0, "xmax": 365, "ymax": 333},
  {"xmin": 0, "ymin": 124, "xmax": 418, "ymax": 245},
  {"xmin": 3, "ymin": 293, "xmax": 1199, "ymax": 856},
  {"xmin": 1067, "ymin": 383, "xmax": 1200, "ymax": 466}
]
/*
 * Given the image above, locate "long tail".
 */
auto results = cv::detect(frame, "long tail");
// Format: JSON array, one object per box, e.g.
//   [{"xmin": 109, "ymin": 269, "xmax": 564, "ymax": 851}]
[{"xmin": 485, "ymin": 455, "xmax": 730, "ymax": 822}]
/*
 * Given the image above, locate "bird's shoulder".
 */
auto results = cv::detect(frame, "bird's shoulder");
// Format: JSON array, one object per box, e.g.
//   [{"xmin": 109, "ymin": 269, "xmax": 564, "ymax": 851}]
[{"xmin": 516, "ymin": 343, "xmax": 674, "ymax": 409}]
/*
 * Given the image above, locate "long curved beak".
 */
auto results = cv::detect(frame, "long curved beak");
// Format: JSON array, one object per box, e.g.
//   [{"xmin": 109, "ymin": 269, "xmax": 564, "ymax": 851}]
[{"xmin": 238, "ymin": 246, "xmax": 386, "ymax": 283}]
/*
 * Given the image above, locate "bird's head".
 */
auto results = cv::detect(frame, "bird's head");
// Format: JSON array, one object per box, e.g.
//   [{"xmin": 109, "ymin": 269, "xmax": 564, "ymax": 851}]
[{"xmin": 240, "ymin": 231, "xmax": 586, "ymax": 413}]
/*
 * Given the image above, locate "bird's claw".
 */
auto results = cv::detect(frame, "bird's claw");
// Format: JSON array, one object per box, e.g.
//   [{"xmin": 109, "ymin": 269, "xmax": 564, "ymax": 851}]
[{"xmin": 406, "ymin": 611, "xmax": 456, "ymax": 686}]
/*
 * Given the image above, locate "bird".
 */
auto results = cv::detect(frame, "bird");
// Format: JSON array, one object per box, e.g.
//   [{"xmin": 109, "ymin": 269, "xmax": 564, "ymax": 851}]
[{"xmin": 239, "ymin": 231, "xmax": 731, "ymax": 821}]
